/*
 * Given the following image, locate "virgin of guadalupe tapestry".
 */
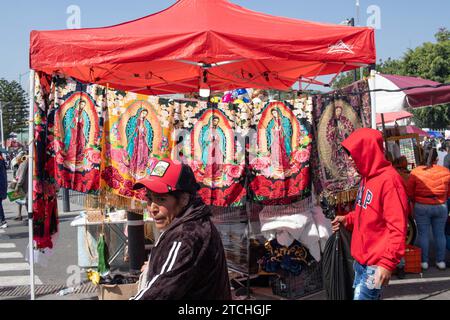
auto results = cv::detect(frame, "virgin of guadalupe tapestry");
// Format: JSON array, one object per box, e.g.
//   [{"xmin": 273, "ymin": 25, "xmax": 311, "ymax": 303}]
[
  {"xmin": 171, "ymin": 101, "xmax": 247, "ymax": 208},
  {"xmin": 53, "ymin": 76, "xmax": 104, "ymax": 193},
  {"xmin": 311, "ymin": 80, "xmax": 372, "ymax": 206},
  {"xmin": 100, "ymin": 91, "xmax": 170, "ymax": 203},
  {"xmin": 249, "ymin": 99, "xmax": 313, "ymax": 209}
]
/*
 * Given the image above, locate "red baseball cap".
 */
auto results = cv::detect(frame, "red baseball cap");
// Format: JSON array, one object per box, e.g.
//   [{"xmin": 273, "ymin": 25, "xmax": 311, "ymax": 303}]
[{"xmin": 133, "ymin": 159, "xmax": 200, "ymax": 195}]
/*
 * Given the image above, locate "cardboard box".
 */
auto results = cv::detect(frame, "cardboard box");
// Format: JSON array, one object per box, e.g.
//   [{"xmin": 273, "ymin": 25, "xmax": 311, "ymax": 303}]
[{"xmin": 98, "ymin": 283, "xmax": 139, "ymax": 300}]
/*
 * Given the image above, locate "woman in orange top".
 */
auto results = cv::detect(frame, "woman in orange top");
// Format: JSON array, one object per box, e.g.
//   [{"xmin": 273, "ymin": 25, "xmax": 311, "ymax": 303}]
[{"xmin": 407, "ymin": 148, "xmax": 450, "ymax": 270}]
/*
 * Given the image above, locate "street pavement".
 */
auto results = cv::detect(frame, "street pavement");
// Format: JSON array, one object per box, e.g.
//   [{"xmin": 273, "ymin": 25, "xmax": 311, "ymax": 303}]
[{"xmin": 0, "ymin": 169, "xmax": 449, "ymax": 300}]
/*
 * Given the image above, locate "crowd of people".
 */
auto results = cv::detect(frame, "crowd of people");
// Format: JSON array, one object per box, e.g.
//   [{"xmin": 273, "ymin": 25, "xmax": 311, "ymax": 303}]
[
  {"xmin": 0, "ymin": 131, "xmax": 448, "ymax": 301},
  {"xmin": 408, "ymin": 139, "xmax": 450, "ymax": 271},
  {"xmin": 0, "ymin": 149, "xmax": 29, "ymax": 229}
]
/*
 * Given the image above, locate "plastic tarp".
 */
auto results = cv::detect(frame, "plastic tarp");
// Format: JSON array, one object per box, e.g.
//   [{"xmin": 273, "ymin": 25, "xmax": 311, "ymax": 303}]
[
  {"xmin": 427, "ymin": 130, "xmax": 444, "ymax": 139},
  {"xmin": 322, "ymin": 226, "xmax": 354, "ymax": 300},
  {"xmin": 30, "ymin": 0, "xmax": 376, "ymax": 94}
]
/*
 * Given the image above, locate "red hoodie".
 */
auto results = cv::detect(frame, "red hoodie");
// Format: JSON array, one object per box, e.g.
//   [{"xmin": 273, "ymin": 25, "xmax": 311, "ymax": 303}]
[{"xmin": 342, "ymin": 128, "xmax": 409, "ymax": 272}]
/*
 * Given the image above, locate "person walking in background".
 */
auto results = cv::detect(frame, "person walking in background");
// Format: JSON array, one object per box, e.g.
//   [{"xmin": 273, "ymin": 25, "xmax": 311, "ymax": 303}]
[
  {"xmin": 444, "ymin": 142, "xmax": 450, "ymax": 212},
  {"xmin": 332, "ymin": 128, "xmax": 409, "ymax": 300},
  {"xmin": 407, "ymin": 147, "xmax": 450, "ymax": 270},
  {"xmin": 444, "ymin": 142, "xmax": 450, "ymax": 171},
  {"xmin": 0, "ymin": 153, "xmax": 8, "ymax": 228},
  {"xmin": 14, "ymin": 155, "xmax": 29, "ymax": 221}
]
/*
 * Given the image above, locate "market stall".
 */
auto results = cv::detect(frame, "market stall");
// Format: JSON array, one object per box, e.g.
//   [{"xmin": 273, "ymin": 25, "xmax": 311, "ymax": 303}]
[{"xmin": 28, "ymin": 0, "xmax": 376, "ymax": 300}]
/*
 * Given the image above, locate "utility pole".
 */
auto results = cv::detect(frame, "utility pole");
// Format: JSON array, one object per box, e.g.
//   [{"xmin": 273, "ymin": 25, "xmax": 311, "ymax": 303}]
[
  {"xmin": 347, "ymin": 18, "xmax": 358, "ymax": 82},
  {"xmin": 0, "ymin": 101, "xmax": 5, "ymax": 149},
  {"xmin": 356, "ymin": 0, "xmax": 361, "ymax": 27},
  {"xmin": 356, "ymin": 0, "xmax": 364, "ymax": 80}
]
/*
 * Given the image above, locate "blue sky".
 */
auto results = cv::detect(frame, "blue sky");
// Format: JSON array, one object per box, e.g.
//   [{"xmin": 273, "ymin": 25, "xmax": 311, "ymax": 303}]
[{"xmin": 1, "ymin": 0, "xmax": 449, "ymax": 89}]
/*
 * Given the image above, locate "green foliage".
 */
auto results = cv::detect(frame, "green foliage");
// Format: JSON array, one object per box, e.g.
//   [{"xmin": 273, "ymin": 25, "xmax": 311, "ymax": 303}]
[
  {"xmin": 0, "ymin": 79, "xmax": 29, "ymax": 140},
  {"xmin": 411, "ymin": 105, "xmax": 450, "ymax": 130}
]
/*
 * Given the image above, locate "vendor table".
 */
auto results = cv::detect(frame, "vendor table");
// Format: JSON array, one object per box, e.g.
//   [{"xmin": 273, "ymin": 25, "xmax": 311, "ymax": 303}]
[{"xmin": 71, "ymin": 213, "xmax": 154, "ymax": 266}]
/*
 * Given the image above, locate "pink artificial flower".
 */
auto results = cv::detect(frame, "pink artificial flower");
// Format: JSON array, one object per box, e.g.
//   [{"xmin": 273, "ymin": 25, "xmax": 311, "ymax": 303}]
[
  {"xmin": 225, "ymin": 165, "xmax": 244, "ymax": 180},
  {"xmin": 250, "ymin": 157, "xmax": 271, "ymax": 171},
  {"xmin": 300, "ymin": 149, "xmax": 311, "ymax": 163}
]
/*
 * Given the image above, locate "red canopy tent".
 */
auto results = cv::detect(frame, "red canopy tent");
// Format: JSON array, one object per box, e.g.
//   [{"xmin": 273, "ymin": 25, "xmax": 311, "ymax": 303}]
[
  {"xmin": 30, "ymin": 0, "xmax": 375, "ymax": 95},
  {"xmin": 27, "ymin": 0, "xmax": 377, "ymax": 300}
]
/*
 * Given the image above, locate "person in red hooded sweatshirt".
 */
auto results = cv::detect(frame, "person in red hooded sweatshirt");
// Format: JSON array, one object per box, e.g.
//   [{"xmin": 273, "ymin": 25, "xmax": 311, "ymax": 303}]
[{"xmin": 332, "ymin": 128, "xmax": 409, "ymax": 300}]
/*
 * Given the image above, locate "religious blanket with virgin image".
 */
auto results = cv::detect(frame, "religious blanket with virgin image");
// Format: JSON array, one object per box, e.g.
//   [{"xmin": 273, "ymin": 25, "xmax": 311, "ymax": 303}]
[
  {"xmin": 311, "ymin": 80, "xmax": 372, "ymax": 205},
  {"xmin": 52, "ymin": 76, "xmax": 104, "ymax": 193},
  {"xmin": 248, "ymin": 98, "xmax": 314, "ymax": 212},
  {"xmin": 100, "ymin": 91, "xmax": 174, "ymax": 204},
  {"xmin": 171, "ymin": 101, "xmax": 247, "ymax": 209},
  {"xmin": 100, "ymin": 94, "xmax": 247, "ymax": 209}
]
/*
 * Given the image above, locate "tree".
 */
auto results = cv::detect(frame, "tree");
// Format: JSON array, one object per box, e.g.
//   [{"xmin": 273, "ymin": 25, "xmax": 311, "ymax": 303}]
[{"xmin": 0, "ymin": 79, "xmax": 29, "ymax": 142}]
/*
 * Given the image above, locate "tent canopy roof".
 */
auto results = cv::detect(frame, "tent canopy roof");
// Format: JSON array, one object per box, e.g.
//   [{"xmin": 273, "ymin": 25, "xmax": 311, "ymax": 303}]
[
  {"xmin": 376, "ymin": 111, "xmax": 413, "ymax": 125},
  {"xmin": 30, "ymin": 0, "xmax": 376, "ymax": 95}
]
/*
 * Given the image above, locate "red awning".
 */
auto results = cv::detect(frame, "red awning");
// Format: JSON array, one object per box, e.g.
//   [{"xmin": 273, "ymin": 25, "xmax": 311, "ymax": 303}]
[
  {"xmin": 381, "ymin": 74, "xmax": 450, "ymax": 109},
  {"xmin": 376, "ymin": 111, "xmax": 413, "ymax": 125},
  {"xmin": 405, "ymin": 126, "xmax": 430, "ymax": 137},
  {"xmin": 30, "ymin": 0, "xmax": 376, "ymax": 94}
]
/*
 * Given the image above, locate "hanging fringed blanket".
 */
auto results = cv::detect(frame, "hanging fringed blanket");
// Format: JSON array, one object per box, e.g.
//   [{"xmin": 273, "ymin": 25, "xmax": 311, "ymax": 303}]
[
  {"xmin": 311, "ymin": 80, "xmax": 372, "ymax": 206},
  {"xmin": 171, "ymin": 101, "xmax": 247, "ymax": 214},
  {"xmin": 99, "ymin": 91, "xmax": 174, "ymax": 209},
  {"xmin": 53, "ymin": 76, "xmax": 104, "ymax": 193},
  {"xmin": 248, "ymin": 98, "xmax": 314, "ymax": 216},
  {"xmin": 33, "ymin": 73, "xmax": 59, "ymax": 249}
]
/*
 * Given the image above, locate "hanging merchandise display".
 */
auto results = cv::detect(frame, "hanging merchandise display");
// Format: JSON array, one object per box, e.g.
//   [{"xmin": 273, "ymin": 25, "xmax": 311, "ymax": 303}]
[
  {"xmin": 249, "ymin": 98, "xmax": 313, "ymax": 206},
  {"xmin": 173, "ymin": 101, "xmax": 247, "ymax": 208},
  {"xmin": 259, "ymin": 239, "xmax": 315, "ymax": 276},
  {"xmin": 53, "ymin": 75, "xmax": 105, "ymax": 193},
  {"xmin": 100, "ymin": 90, "xmax": 174, "ymax": 207},
  {"xmin": 311, "ymin": 80, "xmax": 372, "ymax": 206},
  {"xmin": 33, "ymin": 73, "xmax": 59, "ymax": 249},
  {"xmin": 97, "ymin": 233, "xmax": 110, "ymax": 275}
]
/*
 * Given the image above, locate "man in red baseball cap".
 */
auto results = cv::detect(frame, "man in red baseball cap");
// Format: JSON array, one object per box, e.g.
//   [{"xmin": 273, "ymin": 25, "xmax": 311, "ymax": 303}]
[{"xmin": 131, "ymin": 158, "xmax": 231, "ymax": 300}]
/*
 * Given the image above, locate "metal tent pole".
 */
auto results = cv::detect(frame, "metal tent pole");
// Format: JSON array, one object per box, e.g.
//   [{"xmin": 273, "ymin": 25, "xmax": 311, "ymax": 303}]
[
  {"xmin": 27, "ymin": 70, "xmax": 36, "ymax": 301},
  {"xmin": 370, "ymin": 69, "xmax": 378, "ymax": 129}
]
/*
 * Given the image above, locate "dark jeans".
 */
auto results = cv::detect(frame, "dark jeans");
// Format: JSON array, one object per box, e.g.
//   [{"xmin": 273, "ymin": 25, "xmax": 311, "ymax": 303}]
[
  {"xmin": 0, "ymin": 200, "xmax": 5, "ymax": 222},
  {"xmin": 415, "ymin": 203, "xmax": 448, "ymax": 263}
]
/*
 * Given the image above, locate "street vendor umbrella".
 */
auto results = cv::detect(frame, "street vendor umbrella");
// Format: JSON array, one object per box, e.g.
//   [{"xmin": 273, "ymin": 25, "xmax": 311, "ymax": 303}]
[
  {"xmin": 405, "ymin": 125, "xmax": 430, "ymax": 137},
  {"xmin": 376, "ymin": 111, "xmax": 413, "ymax": 126},
  {"xmin": 322, "ymin": 226, "xmax": 355, "ymax": 300},
  {"xmin": 370, "ymin": 73, "xmax": 450, "ymax": 113}
]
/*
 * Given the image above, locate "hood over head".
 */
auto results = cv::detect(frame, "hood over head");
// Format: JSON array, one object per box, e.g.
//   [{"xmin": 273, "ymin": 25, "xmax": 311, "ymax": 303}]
[{"xmin": 342, "ymin": 128, "xmax": 392, "ymax": 178}]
